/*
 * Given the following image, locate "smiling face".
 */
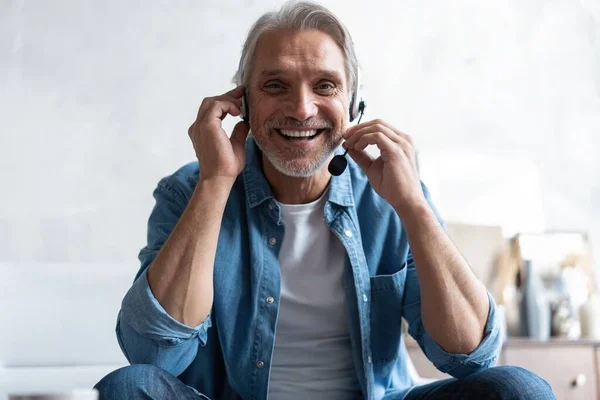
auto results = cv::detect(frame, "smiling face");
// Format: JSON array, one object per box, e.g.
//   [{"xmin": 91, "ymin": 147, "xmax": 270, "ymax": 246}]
[{"xmin": 248, "ymin": 28, "xmax": 350, "ymax": 177}]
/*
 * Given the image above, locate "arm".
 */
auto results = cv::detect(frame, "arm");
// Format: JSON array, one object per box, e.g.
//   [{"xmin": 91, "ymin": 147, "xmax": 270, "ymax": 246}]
[
  {"xmin": 148, "ymin": 85, "xmax": 248, "ymax": 326},
  {"xmin": 117, "ymin": 175, "xmax": 228, "ymax": 374},
  {"xmin": 399, "ymin": 201, "xmax": 489, "ymax": 354},
  {"xmin": 399, "ymin": 186, "xmax": 501, "ymax": 378},
  {"xmin": 147, "ymin": 178, "xmax": 232, "ymax": 327},
  {"xmin": 343, "ymin": 119, "xmax": 500, "ymax": 366},
  {"xmin": 117, "ymin": 86, "xmax": 249, "ymax": 372}
]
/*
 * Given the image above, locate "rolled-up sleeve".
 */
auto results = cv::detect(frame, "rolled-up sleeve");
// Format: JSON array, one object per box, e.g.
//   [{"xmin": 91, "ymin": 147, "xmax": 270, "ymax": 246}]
[
  {"xmin": 401, "ymin": 182, "xmax": 503, "ymax": 378},
  {"xmin": 120, "ymin": 268, "xmax": 212, "ymax": 345},
  {"xmin": 405, "ymin": 289, "xmax": 502, "ymax": 378},
  {"xmin": 116, "ymin": 174, "xmax": 212, "ymax": 375}
]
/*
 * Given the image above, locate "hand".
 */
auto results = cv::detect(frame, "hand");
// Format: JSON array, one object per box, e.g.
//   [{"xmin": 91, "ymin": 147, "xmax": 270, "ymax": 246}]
[
  {"xmin": 188, "ymin": 86, "xmax": 249, "ymax": 183},
  {"xmin": 342, "ymin": 119, "xmax": 427, "ymax": 214}
]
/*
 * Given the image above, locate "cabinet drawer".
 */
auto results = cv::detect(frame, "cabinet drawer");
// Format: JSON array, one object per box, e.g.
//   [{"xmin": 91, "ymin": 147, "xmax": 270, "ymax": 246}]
[{"xmin": 502, "ymin": 346, "xmax": 597, "ymax": 400}]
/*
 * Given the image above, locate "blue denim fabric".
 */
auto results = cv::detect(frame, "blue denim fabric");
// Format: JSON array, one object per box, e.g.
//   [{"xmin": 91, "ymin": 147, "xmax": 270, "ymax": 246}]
[
  {"xmin": 400, "ymin": 366, "xmax": 556, "ymax": 399},
  {"xmin": 115, "ymin": 137, "xmax": 502, "ymax": 400},
  {"xmin": 93, "ymin": 365, "xmax": 555, "ymax": 400},
  {"xmin": 94, "ymin": 364, "xmax": 207, "ymax": 399}
]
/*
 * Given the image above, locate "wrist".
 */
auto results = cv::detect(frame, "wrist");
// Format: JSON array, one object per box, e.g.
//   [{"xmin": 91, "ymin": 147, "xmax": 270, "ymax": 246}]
[
  {"xmin": 394, "ymin": 198, "xmax": 432, "ymax": 225},
  {"xmin": 196, "ymin": 177, "xmax": 235, "ymax": 200}
]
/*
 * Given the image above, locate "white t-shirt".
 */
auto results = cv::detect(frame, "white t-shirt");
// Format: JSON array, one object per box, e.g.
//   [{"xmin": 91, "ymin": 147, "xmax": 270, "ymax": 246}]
[{"xmin": 267, "ymin": 189, "xmax": 361, "ymax": 400}]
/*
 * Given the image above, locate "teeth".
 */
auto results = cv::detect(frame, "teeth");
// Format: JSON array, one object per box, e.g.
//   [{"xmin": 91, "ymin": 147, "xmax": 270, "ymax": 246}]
[{"xmin": 279, "ymin": 129, "xmax": 319, "ymax": 138}]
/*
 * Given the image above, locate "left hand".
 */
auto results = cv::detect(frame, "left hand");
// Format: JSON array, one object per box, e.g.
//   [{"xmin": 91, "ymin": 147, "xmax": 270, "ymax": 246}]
[{"xmin": 342, "ymin": 119, "xmax": 427, "ymax": 214}]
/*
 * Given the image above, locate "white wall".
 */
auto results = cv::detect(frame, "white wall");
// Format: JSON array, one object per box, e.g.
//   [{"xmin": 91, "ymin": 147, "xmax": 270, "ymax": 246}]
[{"xmin": 1, "ymin": 1, "xmax": 599, "ymax": 267}]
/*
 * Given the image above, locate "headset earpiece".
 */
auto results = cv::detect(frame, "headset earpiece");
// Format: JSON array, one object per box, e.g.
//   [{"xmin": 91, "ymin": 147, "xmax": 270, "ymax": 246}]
[
  {"xmin": 240, "ymin": 92, "xmax": 250, "ymax": 123},
  {"xmin": 349, "ymin": 71, "xmax": 364, "ymax": 122}
]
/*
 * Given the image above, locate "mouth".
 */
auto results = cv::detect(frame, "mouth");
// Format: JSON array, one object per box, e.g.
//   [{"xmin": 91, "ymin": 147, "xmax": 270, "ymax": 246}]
[{"xmin": 274, "ymin": 128, "xmax": 327, "ymax": 141}]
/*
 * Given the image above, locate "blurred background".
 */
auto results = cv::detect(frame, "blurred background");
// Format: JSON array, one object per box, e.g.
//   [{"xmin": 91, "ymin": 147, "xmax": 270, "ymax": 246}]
[{"xmin": 1, "ymin": 0, "xmax": 599, "ymax": 399}]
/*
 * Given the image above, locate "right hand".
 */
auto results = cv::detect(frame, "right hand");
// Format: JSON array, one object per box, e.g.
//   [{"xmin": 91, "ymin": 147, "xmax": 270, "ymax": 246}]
[{"xmin": 188, "ymin": 85, "xmax": 250, "ymax": 183}]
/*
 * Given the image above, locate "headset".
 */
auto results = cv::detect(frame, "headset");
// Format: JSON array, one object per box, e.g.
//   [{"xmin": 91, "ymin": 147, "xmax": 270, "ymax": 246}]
[{"xmin": 238, "ymin": 71, "xmax": 366, "ymax": 176}]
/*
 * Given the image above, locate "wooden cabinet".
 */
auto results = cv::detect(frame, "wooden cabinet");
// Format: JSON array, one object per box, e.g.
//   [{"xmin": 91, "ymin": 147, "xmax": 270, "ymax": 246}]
[
  {"xmin": 405, "ymin": 337, "xmax": 600, "ymax": 400},
  {"xmin": 501, "ymin": 339, "xmax": 599, "ymax": 400}
]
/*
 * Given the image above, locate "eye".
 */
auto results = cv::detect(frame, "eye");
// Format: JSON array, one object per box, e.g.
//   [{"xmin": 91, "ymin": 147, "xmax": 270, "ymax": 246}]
[
  {"xmin": 264, "ymin": 81, "xmax": 284, "ymax": 91},
  {"xmin": 316, "ymin": 82, "xmax": 336, "ymax": 91}
]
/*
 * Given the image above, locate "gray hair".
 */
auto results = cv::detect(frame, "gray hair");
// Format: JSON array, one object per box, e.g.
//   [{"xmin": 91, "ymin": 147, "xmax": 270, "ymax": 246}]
[{"xmin": 234, "ymin": 1, "xmax": 359, "ymax": 95}]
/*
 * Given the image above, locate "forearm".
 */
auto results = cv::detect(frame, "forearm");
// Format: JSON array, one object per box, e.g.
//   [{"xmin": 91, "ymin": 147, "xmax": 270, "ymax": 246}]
[
  {"xmin": 147, "ymin": 178, "xmax": 233, "ymax": 327},
  {"xmin": 398, "ymin": 203, "xmax": 489, "ymax": 354}
]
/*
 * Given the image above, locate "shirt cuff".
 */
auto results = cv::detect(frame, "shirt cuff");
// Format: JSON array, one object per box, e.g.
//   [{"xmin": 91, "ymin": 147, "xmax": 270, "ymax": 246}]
[
  {"xmin": 422, "ymin": 291, "xmax": 502, "ymax": 378},
  {"xmin": 120, "ymin": 268, "xmax": 212, "ymax": 346}
]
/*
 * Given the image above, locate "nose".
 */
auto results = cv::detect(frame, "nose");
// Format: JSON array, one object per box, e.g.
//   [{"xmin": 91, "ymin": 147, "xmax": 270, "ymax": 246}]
[{"xmin": 283, "ymin": 86, "xmax": 318, "ymax": 121}]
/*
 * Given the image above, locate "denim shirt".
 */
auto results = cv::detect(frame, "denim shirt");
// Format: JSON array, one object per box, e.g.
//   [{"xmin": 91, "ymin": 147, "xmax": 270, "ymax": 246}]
[{"xmin": 117, "ymin": 137, "xmax": 501, "ymax": 400}]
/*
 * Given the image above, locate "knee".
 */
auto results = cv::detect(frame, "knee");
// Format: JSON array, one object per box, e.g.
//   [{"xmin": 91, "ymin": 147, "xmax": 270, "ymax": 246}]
[
  {"xmin": 94, "ymin": 364, "xmax": 172, "ymax": 399},
  {"xmin": 477, "ymin": 366, "xmax": 555, "ymax": 399}
]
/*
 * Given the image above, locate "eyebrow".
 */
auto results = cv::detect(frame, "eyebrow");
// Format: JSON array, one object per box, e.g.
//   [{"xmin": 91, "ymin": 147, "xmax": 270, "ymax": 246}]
[{"xmin": 258, "ymin": 69, "xmax": 345, "ymax": 82}]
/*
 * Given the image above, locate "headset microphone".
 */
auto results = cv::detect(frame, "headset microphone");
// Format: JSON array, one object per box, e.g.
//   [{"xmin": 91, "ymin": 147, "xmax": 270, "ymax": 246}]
[
  {"xmin": 327, "ymin": 147, "xmax": 349, "ymax": 176},
  {"xmin": 328, "ymin": 99, "xmax": 366, "ymax": 176}
]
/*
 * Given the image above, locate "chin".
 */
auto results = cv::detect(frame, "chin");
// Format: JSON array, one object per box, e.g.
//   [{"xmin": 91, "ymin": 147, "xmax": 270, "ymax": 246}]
[{"xmin": 266, "ymin": 152, "xmax": 332, "ymax": 178}]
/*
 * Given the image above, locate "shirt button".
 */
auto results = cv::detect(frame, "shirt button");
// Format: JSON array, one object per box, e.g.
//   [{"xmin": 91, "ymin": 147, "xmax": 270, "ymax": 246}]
[
  {"xmin": 266, "ymin": 296, "xmax": 274, "ymax": 304},
  {"xmin": 367, "ymin": 355, "xmax": 372, "ymax": 364},
  {"xmin": 268, "ymin": 203, "xmax": 274, "ymax": 210},
  {"xmin": 344, "ymin": 229, "xmax": 353, "ymax": 238},
  {"xmin": 256, "ymin": 360, "xmax": 265, "ymax": 368},
  {"xmin": 363, "ymin": 294, "xmax": 368, "ymax": 302},
  {"xmin": 269, "ymin": 237, "xmax": 277, "ymax": 246}
]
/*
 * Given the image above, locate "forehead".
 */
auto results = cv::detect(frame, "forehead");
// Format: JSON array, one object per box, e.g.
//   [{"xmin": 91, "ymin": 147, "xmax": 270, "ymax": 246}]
[{"xmin": 251, "ymin": 29, "xmax": 347, "ymax": 83}]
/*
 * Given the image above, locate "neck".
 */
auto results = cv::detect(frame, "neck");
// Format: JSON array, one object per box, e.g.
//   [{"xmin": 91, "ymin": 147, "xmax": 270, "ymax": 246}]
[{"xmin": 262, "ymin": 157, "xmax": 332, "ymax": 205}]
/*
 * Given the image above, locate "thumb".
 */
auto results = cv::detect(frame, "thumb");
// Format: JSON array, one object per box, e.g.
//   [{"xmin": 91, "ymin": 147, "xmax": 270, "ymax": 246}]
[
  {"xmin": 230, "ymin": 121, "xmax": 250, "ymax": 158},
  {"xmin": 347, "ymin": 148, "xmax": 374, "ymax": 171}
]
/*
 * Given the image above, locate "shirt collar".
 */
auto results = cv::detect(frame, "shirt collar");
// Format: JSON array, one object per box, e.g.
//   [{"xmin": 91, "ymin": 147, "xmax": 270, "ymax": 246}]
[{"xmin": 242, "ymin": 136, "xmax": 355, "ymax": 209}]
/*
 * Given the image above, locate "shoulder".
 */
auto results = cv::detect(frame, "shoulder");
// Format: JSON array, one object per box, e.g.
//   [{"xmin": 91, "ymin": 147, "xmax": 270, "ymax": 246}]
[{"xmin": 154, "ymin": 161, "xmax": 200, "ymax": 206}]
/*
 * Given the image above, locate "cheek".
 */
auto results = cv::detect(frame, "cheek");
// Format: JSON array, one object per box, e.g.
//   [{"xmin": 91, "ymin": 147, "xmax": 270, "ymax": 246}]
[
  {"xmin": 251, "ymin": 98, "xmax": 278, "ymax": 125},
  {"xmin": 332, "ymin": 103, "xmax": 349, "ymax": 128}
]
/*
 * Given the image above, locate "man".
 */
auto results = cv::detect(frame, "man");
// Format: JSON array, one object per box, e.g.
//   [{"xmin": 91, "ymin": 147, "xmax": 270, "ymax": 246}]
[{"xmin": 95, "ymin": 2, "xmax": 555, "ymax": 399}]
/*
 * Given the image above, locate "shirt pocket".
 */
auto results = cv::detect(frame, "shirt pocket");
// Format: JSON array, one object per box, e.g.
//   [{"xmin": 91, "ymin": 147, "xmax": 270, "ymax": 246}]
[{"xmin": 369, "ymin": 265, "xmax": 407, "ymax": 364}]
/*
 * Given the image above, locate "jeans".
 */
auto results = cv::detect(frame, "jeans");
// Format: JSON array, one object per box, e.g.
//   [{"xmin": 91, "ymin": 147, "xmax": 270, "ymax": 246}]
[
  {"xmin": 94, "ymin": 365, "xmax": 204, "ymax": 399},
  {"xmin": 94, "ymin": 364, "xmax": 555, "ymax": 400},
  {"xmin": 400, "ymin": 366, "xmax": 556, "ymax": 400}
]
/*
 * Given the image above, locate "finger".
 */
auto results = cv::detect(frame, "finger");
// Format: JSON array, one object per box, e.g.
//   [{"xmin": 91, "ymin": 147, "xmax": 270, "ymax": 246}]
[
  {"xmin": 353, "ymin": 132, "xmax": 398, "ymax": 154},
  {"xmin": 366, "ymin": 119, "xmax": 414, "ymax": 146},
  {"xmin": 395, "ymin": 135, "xmax": 416, "ymax": 160},
  {"xmin": 188, "ymin": 122, "xmax": 197, "ymax": 145},
  {"xmin": 230, "ymin": 121, "xmax": 250, "ymax": 159},
  {"xmin": 217, "ymin": 92, "xmax": 243, "ymax": 108},
  {"xmin": 224, "ymin": 85, "xmax": 245, "ymax": 98},
  {"xmin": 398, "ymin": 137, "xmax": 417, "ymax": 165},
  {"xmin": 343, "ymin": 118, "xmax": 384, "ymax": 139},
  {"xmin": 343, "ymin": 121, "xmax": 364, "ymax": 139},
  {"xmin": 345, "ymin": 119, "xmax": 415, "ymax": 147},
  {"xmin": 344, "ymin": 123, "xmax": 401, "ymax": 151},
  {"xmin": 347, "ymin": 148, "xmax": 374, "ymax": 171},
  {"xmin": 215, "ymin": 88, "xmax": 244, "ymax": 110},
  {"xmin": 201, "ymin": 99, "xmax": 241, "ymax": 121},
  {"xmin": 197, "ymin": 86, "xmax": 244, "ymax": 120},
  {"xmin": 214, "ymin": 96, "xmax": 242, "ymax": 110},
  {"xmin": 198, "ymin": 97, "xmax": 236, "ymax": 120}
]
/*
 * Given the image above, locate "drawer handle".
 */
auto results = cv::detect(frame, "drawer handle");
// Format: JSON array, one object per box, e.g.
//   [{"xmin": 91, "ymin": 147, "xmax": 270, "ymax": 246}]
[{"xmin": 571, "ymin": 374, "xmax": 587, "ymax": 387}]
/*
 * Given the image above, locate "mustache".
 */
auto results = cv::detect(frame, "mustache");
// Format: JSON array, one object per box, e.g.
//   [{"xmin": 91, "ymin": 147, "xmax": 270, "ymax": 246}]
[{"xmin": 264, "ymin": 116, "xmax": 333, "ymax": 129}]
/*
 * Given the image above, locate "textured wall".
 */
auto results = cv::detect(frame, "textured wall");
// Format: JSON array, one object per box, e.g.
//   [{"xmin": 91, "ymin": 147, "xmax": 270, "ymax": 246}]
[{"xmin": 1, "ymin": 0, "xmax": 599, "ymax": 272}]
